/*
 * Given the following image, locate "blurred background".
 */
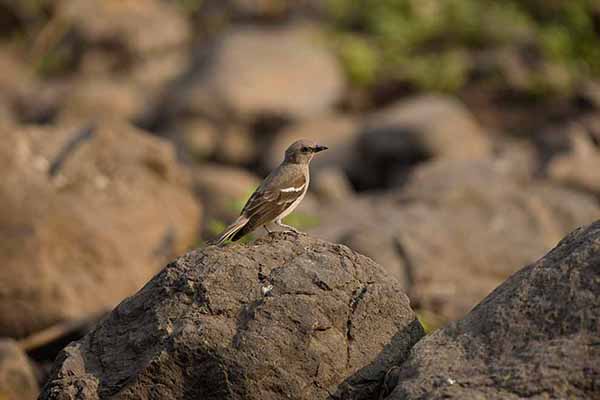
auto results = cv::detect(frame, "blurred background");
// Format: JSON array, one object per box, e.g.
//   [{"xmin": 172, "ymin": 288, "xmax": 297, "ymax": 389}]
[{"xmin": 0, "ymin": 0, "xmax": 599, "ymax": 398}]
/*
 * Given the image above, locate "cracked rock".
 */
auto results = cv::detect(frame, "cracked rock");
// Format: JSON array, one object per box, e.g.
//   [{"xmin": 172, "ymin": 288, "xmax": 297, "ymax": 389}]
[
  {"xmin": 41, "ymin": 233, "xmax": 424, "ymax": 400},
  {"xmin": 383, "ymin": 221, "xmax": 600, "ymax": 399}
]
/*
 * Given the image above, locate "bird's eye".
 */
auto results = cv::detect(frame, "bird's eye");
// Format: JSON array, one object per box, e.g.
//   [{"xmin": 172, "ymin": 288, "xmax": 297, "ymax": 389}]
[{"xmin": 301, "ymin": 146, "xmax": 309, "ymax": 152}]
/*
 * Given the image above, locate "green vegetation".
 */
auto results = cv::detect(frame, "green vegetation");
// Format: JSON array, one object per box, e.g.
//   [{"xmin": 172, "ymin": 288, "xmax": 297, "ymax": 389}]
[
  {"xmin": 415, "ymin": 309, "xmax": 447, "ymax": 334},
  {"xmin": 326, "ymin": 0, "xmax": 600, "ymax": 95}
]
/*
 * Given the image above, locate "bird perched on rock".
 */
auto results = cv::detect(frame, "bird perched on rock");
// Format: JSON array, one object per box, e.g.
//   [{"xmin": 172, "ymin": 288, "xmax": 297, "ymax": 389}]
[{"xmin": 215, "ymin": 139, "xmax": 327, "ymax": 245}]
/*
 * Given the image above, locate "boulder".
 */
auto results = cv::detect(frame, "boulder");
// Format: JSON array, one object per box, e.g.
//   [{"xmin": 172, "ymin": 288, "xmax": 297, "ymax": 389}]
[
  {"xmin": 0, "ymin": 122, "xmax": 201, "ymax": 338},
  {"xmin": 263, "ymin": 115, "xmax": 359, "ymax": 172},
  {"xmin": 547, "ymin": 115, "xmax": 600, "ymax": 195},
  {"xmin": 177, "ymin": 118, "xmax": 220, "ymax": 161},
  {"xmin": 0, "ymin": 47, "xmax": 62, "ymax": 124},
  {"xmin": 0, "ymin": 339, "xmax": 39, "ymax": 400},
  {"xmin": 201, "ymin": 0, "xmax": 328, "ymax": 20},
  {"xmin": 58, "ymin": 78, "xmax": 144, "ymax": 122},
  {"xmin": 310, "ymin": 158, "xmax": 600, "ymax": 323},
  {"xmin": 383, "ymin": 220, "xmax": 600, "ymax": 399},
  {"xmin": 177, "ymin": 24, "xmax": 344, "ymax": 120},
  {"xmin": 41, "ymin": 233, "xmax": 425, "ymax": 400},
  {"xmin": 192, "ymin": 163, "xmax": 260, "ymax": 236},
  {"xmin": 312, "ymin": 166, "xmax": 356, "ymax": 204},
  {"xmin": 350, "ymin": 95, "xmax": 492, "ymax": 189},
  {"xmin": 214, "ymin": 124, "xmax": 258, "ymax": 165},
  {"xmin": 58, "ymin": 0, "xmax": 189, "ymax": 56}
]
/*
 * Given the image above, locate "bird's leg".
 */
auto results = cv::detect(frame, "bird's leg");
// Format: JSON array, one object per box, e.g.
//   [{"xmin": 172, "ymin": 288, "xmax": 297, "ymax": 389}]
[
  {"xmin": 275, "ymin": 219, "xmax": 300, "ymax": 235},
  {"xmin": 263, "ymin": 225, "xmax": 272, "ymax": 235}
]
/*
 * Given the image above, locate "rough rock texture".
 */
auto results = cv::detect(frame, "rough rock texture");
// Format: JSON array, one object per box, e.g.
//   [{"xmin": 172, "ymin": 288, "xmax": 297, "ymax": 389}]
[
  {"xmin": 41, "ymin": 234, "xmax": 424, "ymax": 400},
  {"xmin": 351, "ymin": 95, "xmax": 492, "ymax": 189},
  {"xmin": 311, "ymin": 158, "xmax": 600, "ymax": 322},
  {"xmin": 0, "ymin": 122, "xmax": 201, "ymax": 338},
  {"xmin": 177, "ymin": 24, "xmax": 344, "ymax": 120},
  {"xmin": 384, "ymin": 220, "xmax": 600, "ymax": 399},
  {"xmin": 0, "ymin": 339, "xmax": 39, "ymax": 400}
]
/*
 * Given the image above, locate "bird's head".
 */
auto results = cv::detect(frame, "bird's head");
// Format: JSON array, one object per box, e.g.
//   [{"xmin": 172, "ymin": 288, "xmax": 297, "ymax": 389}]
[{"xmin": 284, "ymin": 139, "xmax": 328, "ymax": 164}]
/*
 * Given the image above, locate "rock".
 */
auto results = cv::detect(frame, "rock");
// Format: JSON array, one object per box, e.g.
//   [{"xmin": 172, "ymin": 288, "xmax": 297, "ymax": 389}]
[
  {"xmin": 217, "ymin": 0, "xmax": 327, "ymax": 20},
  {"xmin": 383, "ymin": 221, "xmax": 600, "ymax": 399},
  {"xmin": 178, "ymin": 118, "xmax": 220, "ymax": 161},
  {"xmin": 0, "ymin": 339, "xmax": 39, "ymax": 400},
  {"xmin": 264, "ymin": 114, "xmax": 359, "ymax": 172},
  {"xmin": 58, "ymin": 0, "xmax": 189, "ymax": 56},
  {"xmin": 192, "ymin": 163, "xmax": 260, "ymax": 236},
  {"xmin": 214, "ymin": 124, "xmax": 258, "ymax": 165},
  {"xmin": 351, "ymin": 95, "xmax": 492, "ymax": 189},
  {"xmin": 41, "ymin": 233, "xmax": 425, "ymax": 400},
  {"xmin": 310, "ymin": 158, "xmax": 600, "ymax": 323},
  {"xmin": 128, "ymin": 48, "xmax": 190, "ymax": 96},
  {"xmin": 547, "ymin": 115, "xmax": 600, "ymax": 195},
  {"xmin": 58, "ymin": 78, "xmax": 144, "ymax": 122},
  {"xmin": 0, "ymin": 47, "xmax": 62, "ymax": 124},
  {"xmin": 580, "ymin": 80, "xmax": 600, "ymax": 109},
  {"xmin": 178, "ymin": 24, "xmax": 344, "ymax": 120},
  {"xmin": 312, "ymin": 166, "xmax": 355, "ymax": 204},
  {"xmin": 0, "ymin": 121, "xmax": 201, "ymax": 338}
]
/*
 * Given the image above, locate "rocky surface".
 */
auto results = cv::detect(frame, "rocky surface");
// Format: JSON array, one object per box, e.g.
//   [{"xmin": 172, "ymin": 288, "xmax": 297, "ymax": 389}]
[
  {"xmin": 0, "ymin": 122, "xmax": 201, "ymax": 338},
  {"xmin": 0, "ymin": 339, "xmax": 39, "ymax": 400},
  {"xmin": 264, "ymin": 115, "xmax": 359, "ymax": 172},
  {"xmin": 58, "ymin": 0, "xmax": 190, "ymax": 57},
  {"xmin": 547, "ymin": 115, "xmax": 600, "ymax": 195},
  {"xmin": 311, "ymin": 158, "xmax": 600, "ymax": 322},
  {"xmin": 192, "ymin": 163, "xmax": 260, "ymax": 235},
  {"xmin": 350, "ymin": 95, "xmax": 493, "ymax": 189},
  {"xmin": 176, "ymin": 24, "xmax": 344, "ymax": 120},
  {"xmin": 41, "ymin": 233, "xmax": 425, "ymax": 400},
  {"xmin": 383, "ymin": 220, "xmax": 600, "ymax": 399}
]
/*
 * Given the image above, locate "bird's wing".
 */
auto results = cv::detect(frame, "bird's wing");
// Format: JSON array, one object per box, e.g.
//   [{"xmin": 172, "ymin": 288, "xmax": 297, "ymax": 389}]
[{"xmin": 240, "ymin": 169, "xmax": 307, "ymax": 226}]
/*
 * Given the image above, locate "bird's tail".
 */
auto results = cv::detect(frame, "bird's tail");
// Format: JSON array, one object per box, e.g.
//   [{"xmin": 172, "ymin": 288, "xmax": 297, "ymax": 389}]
[{"xmin": 213, "ymin": 216, "xmax": 249, "ymax": 245}]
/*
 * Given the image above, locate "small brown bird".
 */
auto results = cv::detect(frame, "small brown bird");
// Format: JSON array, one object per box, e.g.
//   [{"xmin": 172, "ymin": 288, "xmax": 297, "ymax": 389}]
[{"xmin": 215, "ymin": 139, "xmax": 327, "ymax": 245}]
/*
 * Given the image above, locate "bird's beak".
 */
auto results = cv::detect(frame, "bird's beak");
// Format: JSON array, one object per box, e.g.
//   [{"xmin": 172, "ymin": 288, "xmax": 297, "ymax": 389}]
[{"xmin": 313, "ymin": 145, "xmax": 328, "ymax": 153}]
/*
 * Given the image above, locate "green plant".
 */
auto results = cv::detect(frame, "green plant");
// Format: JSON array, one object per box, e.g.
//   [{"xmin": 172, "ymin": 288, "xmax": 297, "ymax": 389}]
[{"xmin": 326, "ymin": 0, "xmax": 600, "ymax": 95}]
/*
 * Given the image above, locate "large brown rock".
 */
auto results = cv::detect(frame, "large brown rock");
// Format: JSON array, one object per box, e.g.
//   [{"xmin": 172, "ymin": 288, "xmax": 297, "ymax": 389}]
[
  {"xmin": 177, "ymin": 24, "xmax": 344, "ymax": 120},
  {"xmin": 0, "ymin": 122, "xmax": 201, "ymax": 338},
  {"xmin": 351, "ymin": 95, "xmax": 492, "ymax": 189},
  {"xmin": 0, "ymin": 339, "xmax": 39, "ymax": 400},
  {"xmin": 311, "ymin": 158, "xmax": 600, "ymax": 323},
  {"xmin": 192, "ymin": 163, "xmax": 260, "ymax": 237},
  {"xmin": 58, "ymin": 78, "xmax": 144, "ymax": 122},
  {"xmin": 384, "ymin": 221, "xmax": 600, "ymax": 399},
  {"xmin": 58, "ymin": 0, "xmax": 189, "ymax": 56},
  {"xmin": 41, "ymin": 233, "xmax": 424, "ymax": 400},
  {"xmin": 0, "ymin": 46, "xmax": 63, "ymax": 124},
  {"xmin": 547, "ymin": 115, "xmax": 600, "ymax": 195},
  {"xmin": 264, "ymin": 115, "xmax": 359, "ymax": 172}
]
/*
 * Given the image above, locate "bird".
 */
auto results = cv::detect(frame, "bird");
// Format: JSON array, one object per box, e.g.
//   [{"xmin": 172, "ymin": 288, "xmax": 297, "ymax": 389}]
[{"xmin": 214, "ymin": 139, "xmax": 327, "ymax": 245}]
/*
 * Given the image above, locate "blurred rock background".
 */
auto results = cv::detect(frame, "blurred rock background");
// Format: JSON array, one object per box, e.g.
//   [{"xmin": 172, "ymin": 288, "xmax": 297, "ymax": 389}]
[{"xmin": 0, "ymin": 0, "xmax": 598, "ymax": 397}]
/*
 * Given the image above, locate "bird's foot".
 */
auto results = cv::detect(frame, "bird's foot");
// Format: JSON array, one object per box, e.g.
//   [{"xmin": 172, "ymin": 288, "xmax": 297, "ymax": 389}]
[
  {"xmin": 261, "ymin": 284, "xmax": 274, "ymax": 297},
  {"xmin": 276, "ymin": 221, "xmax": 302, "ymax": 236}
]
